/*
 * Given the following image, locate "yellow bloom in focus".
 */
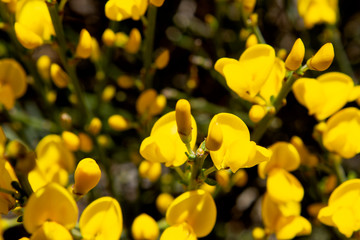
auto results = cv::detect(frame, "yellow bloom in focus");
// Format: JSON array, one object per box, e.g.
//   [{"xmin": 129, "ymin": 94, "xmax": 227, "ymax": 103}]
[
  {"xmin": 215, "ymin": 44, "xmax": 276, "ymax": 102},
  {"xmin": 138, "ymin": 160, "xmax": 162, "ymax": 182},
  {"xmin": 131, "ymin": 213, "xmax": 159, "ymax": 240},
  {"xmin": 30, "ymin": 221, "xmax": 72, "ymax": 240},
  {"xmin": 262, "ymin": 192, "xmax": 312, "ymax": 239},
  {"xmin": 23, "ymin": 183, "xmax": 78, "ymax": 234},
  {"xmin": 292, "ymin": 72, "xmax": 354, "ymax": 120},
  {"xmin": 156, "ymin": 193, "xmax": 174, "ymax": 215},
  {"xmin": 75, "ymin": 29, "xmax": 92, "ymax": 59},
  {"xmin": 285, "ymin": 38, "xmax": 305, "ymax": 71},
  {"xmin": 322, "ymin": 107, "xmax": 360, "ymax": 158},
  {"xmin": 79, "ymin": 196, "xmax": 123, "ymax": 240},
  {"xmin": 15, "ymin": 0, "xmax": 54, "ymax": 49},
  {"xmin": 258, "ymin": 141, "xmax": 300, "ymax": 179},
  {"xmin": 50, "ymin": 63, "xmax": 70, "ymax": 89},
  {"xmin": 166, "ymin": 189, "xmax": 216, "ymax": 238},
  {"xmin": 140, "ymin": 111, "xmax": 197, "ymax": 167},
  {"xmin": 318, "ymin": 179, "xmax": 360, "ymax": 237},
  {"xmin": 209, "ymin": 113, "xmax": 270, "ymax": 172},
  {"xmin": 297, "ymin": 0, "xmax": 337, "ymax": 28},
  {"xmin": 73, "ymin": 158, "xmax": 101, "ymax": 195},
  {"xmin": 28, "ymin": 135, "xmax": 75, "ymax": 191},
  {"xmin": 0, "ymin": 59, "xmax": 27, "ymax": 110},
  {"xmin": 105, "ymin": 0, "xmax": 148, "ymax": 21},
  {"xmin": 136, "ymin": 89, "xmax": 167, "ymax": 116},
  {"xmin": 306, "ymin": 43, "xmax": 334, "ymax": 71},
  {"xmin": 160, "ymin": 222, "xmax": 197, "ymax": 240},
  {"xmin": 150, "ymin": 0, "xmax": 165, "ymax": 7},
  {"xmin": 125, "ymin": 28, "xmax": 142, "ymax": 54}
]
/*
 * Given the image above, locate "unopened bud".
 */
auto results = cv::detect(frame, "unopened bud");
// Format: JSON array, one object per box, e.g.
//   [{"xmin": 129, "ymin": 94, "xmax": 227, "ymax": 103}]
[
  {"xmin": 131, "ymin": 213, "xmax": 159, "ymax": 240},
  {"xmin": 36, "ymin": 55, "xmax": 51, "ymax": 80},
  {"xmin": 175, "ymin": 99, "xmax": 192, "ymax": 143},
  {"xmin": 88, "ymin": 117, "xmax": 102, "ymax": 135},
  {"xmin": 75, "ymin": 29, "xmax": 92, "ymax": 59},
  {"xmin": 79, "ymin": 132, "xmax": 93, "ymax": 153},
  {"xmin": 249, "ymin": 105, "xmax": 267, "ymax": 123},
  {"xmin": 307, "ymin": 43, "xmax": 334, "ymax": 71},
  {"xmin": 62, "ymin": 131, "xmax": 80, "ymax": 152},
  {"xmin": 125, "ymin": 28, "xmax": 141, "ymax": 54},
  {"xmin": 156, "ymin": 193, "xmax": 174, "ymax": 215},
  {"xmin": 155, "ymin": 49, "xmax": 170, "ymax": 69},
  {"xmin": 73, "ymin": 158, "xmax": 101, "ymax": 195},
  {"xmin": 245, "ymin": 34, "xmax": 258, "ymax": 48},
  {"xmin": 108, "ymin": 114, "xmax": 129, "ymax": 131},
  {"xmin": 285, "ymin": 38, "xmax": 305, "ymax": 71},
  {"xmin": 102, "ymin": 28, "xmax": 115, "ymax": 47},
  {"xmin": 50, "ymin": 63, "xmax": 69, "ymax": 88}
]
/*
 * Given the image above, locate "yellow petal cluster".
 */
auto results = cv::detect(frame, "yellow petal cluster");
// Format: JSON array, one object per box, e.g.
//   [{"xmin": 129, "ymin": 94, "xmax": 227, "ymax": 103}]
[
  {"xmin": 105, "ymin": 0, "xmax": 148, "ymax": 21},
  {"xmin": 79, "ymin": 196, "xmax": 123, "ymax": 240},
  {"xmin": 140, "ymin": 111, "xmax": 197, "ymax": 167},
  {"xmin": 297, "ymin": 0, "xmax": 338, "ymax": 28},
  {"xmin": 0, "ymin": 59, "xmax": 27, "ymax": 110},
  {"xmin": 131, "ymin": 213, "xmax": 159, "ymax": 240},
  {"xmin": 209, "ymin": 113, "xmax": 270, "ymax": 172},
  {"xmin": 318, "ymin": 179, "xmax": 360, "ymax": 237},
  {"xmin": 322, "ymin": 107, "xmax": 360, "ymax": 159},
  {"xmin": 136, "ymin": 89, "xmax": 167, "ymax": 116},
  {"xmin": 307, "ymin": 43, "xmax": 334, "ymax": 71},
  {"xmin": 15, "ymin": 0, "xmax": 54, "ymax": 49},
  {"xmin": 165, "ymin": 189, "xmax": 216, "ymax": 238}
]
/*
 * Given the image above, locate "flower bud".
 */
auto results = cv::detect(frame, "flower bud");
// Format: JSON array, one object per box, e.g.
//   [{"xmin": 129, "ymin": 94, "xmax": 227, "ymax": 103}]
[
  {"xmin": 245, "ymin": 34, "xmax": 258, "ymax": 48},
  {"xmin": 156, "ymin": 193, "xmax": 174, "ymax": 215},
  {"xmin": 205, "ymin": 122, "xmax": 223, "ymax": 151},
  {"xmin": 285, "ymin": 38, "xmax": 305, "ymax": 71},
  {"xmin": 307, "ymin": 43, "xmax": 334, "ymax": 71},
  {"xmin": 108, "ymin": 114, "xmax": 129, "ymax": 131},
  {"xmin": 215, "ymin": 169, "xmax": 230, "ymax": 188},
  {"xmin": 114, "ymin": 32, "xmax": 129, "ymax": 47},
  {"xmin": 79, "ymin": 132, "xmax": 93, "ymax": 153},
  {"xmin": 75, "ymin": 29, "xmax": 92, "ymax": 59},
  {"xmin": 249, "ymin": 105, "xmax": 267, "ymax": 123},
  {"xmin": 242, "ymin": 0, "xmax": 256, "ymax": 14},
  {"xmin": 232, "ymin": 169, "xmax": 248, "ymax": 187},
  {"xmin": 252, "ymin": 227, "xmax": 265, "ymax": 240},
  {"xmin": 36, "ymin": 55, "xmax": 51, "ymax": 80},
  {"xmin": 131, "ymin": 213, "xmax": 159, "ymax": 240},
  {"xmin": 155, "ymin": 49, "xmax": 170, "ymax": 69},
  {"xmin": 102, "ymin": 28, "xmax": 115, "ymax": 47},
  {"xmin": 101, "ymin": 85, "xmax": 116, "ymax": 102},
  {"xmin": 138, "ymin": 160, "xmax": 161, "ymax": 182},
  {"xmin": 90, "ymin": 37, "xmax": 101, "ymax": 62},
  {"xmin": 150, "ymin": 0, "xmax": 165, "ymax": 7},
  {"xmin": 117, "ymin": 75, "xmax": 134, "ymax": 89},
  {"xmin": 125, "ymin": 28, "xmax": 141, "ymax": 54},
  {"xmin": 73, "ymin": 158, "xmax": 101, "ymax": 195},
  {"xmin": 88, "ymin": 117, "xmax": 102, "ymax": 135},
  {"xmin": 50, "ymin": 63, "xmax": 69, "ymax": 88},
  {"xmin": 62, "ymin": 131, "xmax": 80, "ymax": 152},
  {"xmin": 175, "ymin": 99, "xmax": 192, "ymax": 143}
]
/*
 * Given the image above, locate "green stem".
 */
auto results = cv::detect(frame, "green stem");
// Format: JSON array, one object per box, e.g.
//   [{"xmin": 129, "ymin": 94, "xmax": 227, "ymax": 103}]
[
  {"xmin": 47, "ymin": 4, "xmax": 91, "ymax": 120},
  {"xmin": 143, "ymin": 5, "xmax": 157, "ymax": 89},
  {"xmin": 174, "ymin": 167, "xmax": 186, "ymax": 182},
  {"xmin": 203, "ymin": 166, "xmax": 217, "ymax": 177},
  {"xmin": 188, "ymin": 142, "xmax": 208, "ymax": 190},
  {"xmin": 252, "ymin": 25, "xmax": 266, "ymax": 44},
  {"xmin": 334, "ymin": 159, "xmax": 347, "ymax": 183},
  {"xmin": 185, "ymin": 142, "xmax": 196, "ymax": 159},
  {"xmin": 251, "ymin": 72, "xmax": 297, "ymax": 142}
]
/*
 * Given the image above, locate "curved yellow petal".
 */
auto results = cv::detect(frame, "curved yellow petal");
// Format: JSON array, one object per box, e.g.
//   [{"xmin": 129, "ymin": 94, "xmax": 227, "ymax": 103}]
[
  {"xmin": 0, "ymin": 84, "xmax": 15, "ymax": 110},
  {"xmin": 275, "ymin": 215, "xmax": 312, "ymax": 240},
  {"xmin": 0, "ymin": 59, "xmax": 27, "ymax": 98},
  {"xmin": 23, "ymin": 183, "xmax": 78, "ymax": 233},
  {"xmin": 160, "ymin": 223, "xmax": 197, "ymax": 240},
  {"xmin": 166, "ymin": 189, "xmax": 216, "ymax": 237},
  {"xmin": 214, "ymin": 57, "xmax": 239, "ymax": 76},
  {"xmin": 79, "ymin": 196, "xmax": 123, "ymax": 240},
  {"xmin": 31, "ymin": 221, "xmax": 73, "ymax": 240},
  {"xmin": 131, "ymin": 213, "xmax": 159, "ymax": 240}
]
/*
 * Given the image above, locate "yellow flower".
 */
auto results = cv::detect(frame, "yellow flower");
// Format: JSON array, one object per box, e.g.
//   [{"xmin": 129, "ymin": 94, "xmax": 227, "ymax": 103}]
[
  {"xmin": 0, "ymin": 59, "xmax": 27, "ymax": 110},
  {"xmin": 138, "ymin": 160, "xmax": 162, "ymax": 182},
  {"xmin": 215, "ymin": 169, "xmax": 230, "ymax": 188},
  {"xmin": 125, "ymin": 28, "xmax": 142, "ymax": 54},
  {"xmin": 136, "ymin": 89, "xmax": 167, "ymax": 116},
  {"xmin": 322, "ymin": 107, "xmax": 360, "ymax": 158},
  {"xmin": 156, "ymin": 193, "xmax": 174, "ymax": 215},
  {"xmin": 30, "ymin": 221, "xmax": 73, "ymax": 240},
  {"xmin": 0, "ymin": 158, "xmax": 16, "ymax": 214},
  {"xmin": 61, "ymin": 131, "xmax": 80, "ymax": 152},
  {"xmin": 306, "ymin": 43, "xmax": 334, "ymax": 71},
  {"xmin": 101, "ymin": 85, "xmax": 116, "ymax": 102},
  {"xmin": 23, "ymin": 183, "xmax": 78, "ymax": 234},
  {"xmin": 155, "ymin": 49, "xmax": 170, "ymax": 69},
  {"xmin": 208, "ymin": 113, "xmax": 270, "ymax": 172},
  {"xmin": 290, "ymin": 136, "xmax": 319, "ymax": 167},
  {"xmin": 117, "ymin": 75, "xmax": 134, "ymax": 89},
  {"xmin": 73, "ymin": 158, "xmax": 101, "ymax": 195},
  {"xmin": 88, "ymin": 117, "xmax": 102, "ymax": 135},
  {"xmin": 245, "ymin": 34, "xmax": 258, "ymax": 48},
  {"xmin": 258, "ymin": 141, "xmax": 300, "ymax": 179},
  {"xmin": 131, "ymin": 213, "xmax": 159, "ymax": 240},
  {"xmin": 15, "ymin": 0, "xmax": 54, "ymax": 49},
  {"xmin": 262, "ymin": 192, "xmax": 312, "ymax": 239},
  {"xmin": 78, "ymin": 132, "xmax": 94, "ymax": 153},
  {"xmin": 318, "ymin": 179, "xmax": 360, "ymax": 237},
  {"xmin": 160, "ymin": 222, "xmax": 197, "ymax": 240},
  {"xmin": 105, "ymin": 0, "xmax": 148, "ymax": 21},
  {"xmin": 232, "ymin": 169, "xmax": 248, "ymax": 187},
  {"xmin": 102, "ymin": 28, "xmax": 115, "ymax": 47},
  {"xmin": 50, "ymin": 63, "xmax": 70, "ymax": 89},
  {"xmin": 175, "ymin": 99, "xmax": 193, "ymax": 144},
  {"xmin": 285, "ymin": 38, "xmax": 305, "ymax": 71},
  {"xmin": 28, "ymin": 135, "xmax": 75, "ymax": 191},
  {"xmin": 292, "ymin": 72, "xmax": 354, "ymax": 120},
  {"xmin": 240, "ymin": 0, "xmax": 256, "ymax": 14},
  {"xmin": 166, "ymin": 189, "xmax": 216, "ymax": 238},
  {"xmin": 298, "ymin": 0, "xmax": 337, "ymax": 28},
  {"xmin": 150, "ymin": 0, "xmax": 165, "ymax": 7},
  {"xmin": 79, "ymin": 196, "xmax": 123, "ymax": 240},
  {"xmin": 75, "ymin": 29, "xmax": 92, "ymax": 59},
  {"xmin": 214, "ymin": 44, "xmax": 276, "ymax": 102},
  {"xmin": 140, "ymin": 111, "xmax": 197, "ymax": 167},
  {"xmin": 36, "ymin": 55, "xmax": 51, "ymax": 80},
  {"xmin": 108, "ymin": 114, "xmax": 129, "ymax": 131},
  {"xmin": 205, "ymin": 122, "xmax": 223, "ymax": 151},
  {"xmin": 249, "ymin": 104, "xmax": 267, "ymax": 123},
  {"xmin": 252, "ymin": 227, "xmax": 265, "ymax": 240}
]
